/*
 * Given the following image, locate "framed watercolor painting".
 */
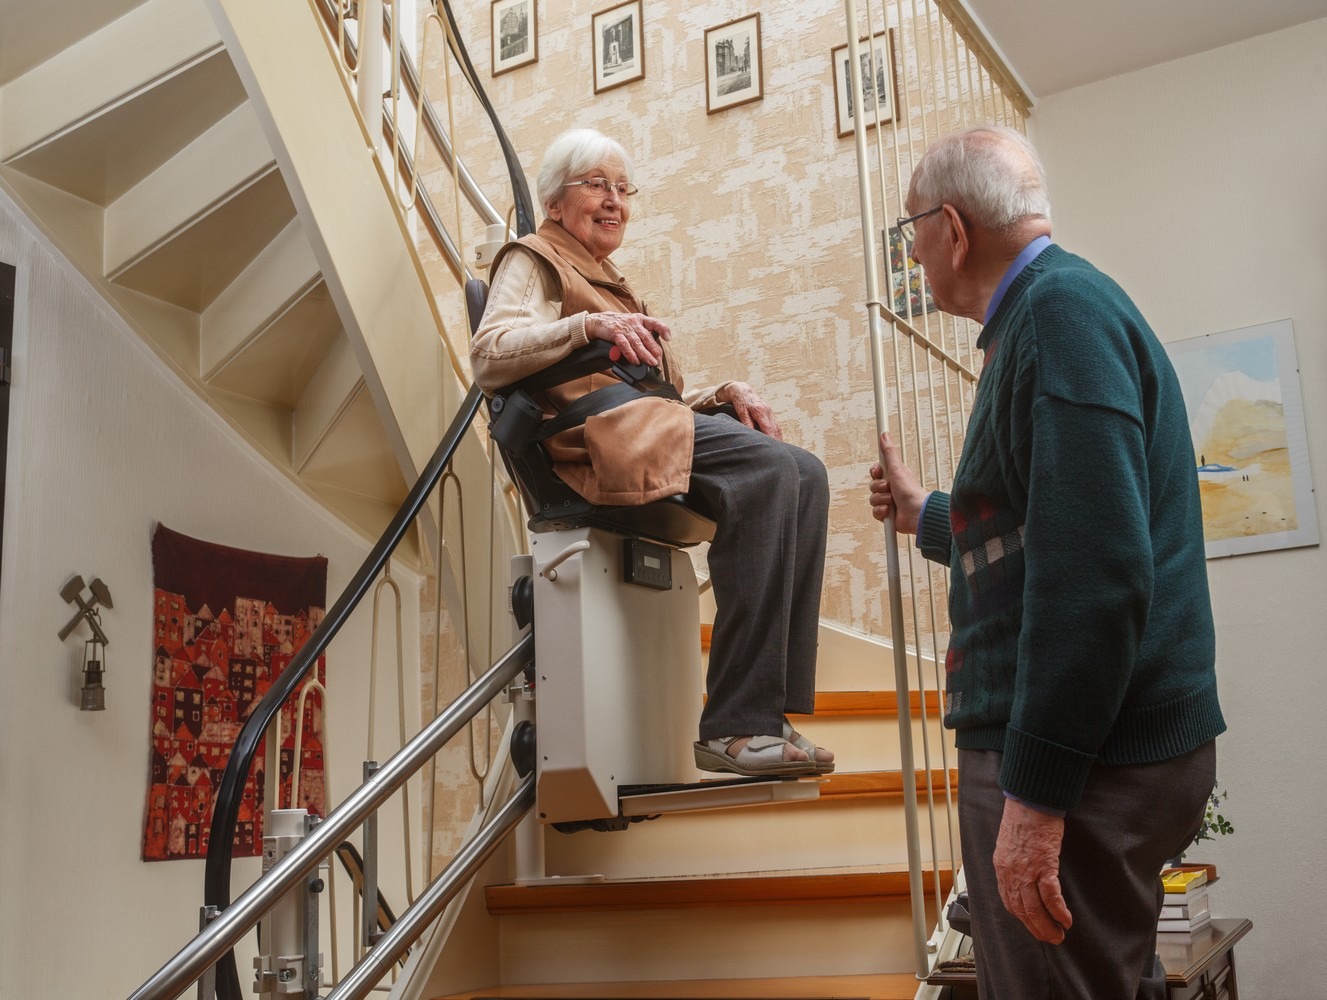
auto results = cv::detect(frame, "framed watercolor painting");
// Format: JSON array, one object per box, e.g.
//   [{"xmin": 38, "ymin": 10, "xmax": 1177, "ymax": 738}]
[
  {"xmin": 883, "ymin": 226, "xmax": 934, "ymax": 318},
  {"xmin": 704, "ymin": 13, "xmax": 763, "ymax": 114},
  {"xmin": 1166, "ymin": 319, "xmax": 1319, "ymax": 558},
  {"xmin": 592, "ymin": 0, "xmax": 644, "ymax": 93},
  {"xmin": 491, "ymin": 0, "xmax": 537, "ymax": 76},
  {"xmin": 831, "ymin": 29, "xmax": 898, "ymax": 138}
]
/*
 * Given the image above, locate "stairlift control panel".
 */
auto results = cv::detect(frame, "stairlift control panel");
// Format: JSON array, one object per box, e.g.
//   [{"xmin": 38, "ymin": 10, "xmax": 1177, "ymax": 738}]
[{"xmin": 622, "ymin": 538, "xmax": 672, "ymax": 590}]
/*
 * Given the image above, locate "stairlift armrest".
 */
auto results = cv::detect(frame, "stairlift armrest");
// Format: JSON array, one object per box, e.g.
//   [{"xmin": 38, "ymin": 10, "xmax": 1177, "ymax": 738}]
[{"xmin": 497, "ymin": 340, "xmax": 661, "ymax": 397}]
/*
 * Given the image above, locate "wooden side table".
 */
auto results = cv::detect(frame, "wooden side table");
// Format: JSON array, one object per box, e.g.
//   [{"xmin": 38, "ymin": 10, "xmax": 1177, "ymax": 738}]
[
  {"xmin": 1158, "ymin": 917, "xmax": 1252, "ymax": 1000},
  {"xmin": 923, "ymin": 917, "xmax": 1252, "ymax": 999}
]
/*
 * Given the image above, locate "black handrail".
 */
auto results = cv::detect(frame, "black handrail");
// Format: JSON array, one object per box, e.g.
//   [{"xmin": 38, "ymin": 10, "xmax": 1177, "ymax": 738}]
[
  {"xmin": 204, "ymin": 385, "xmax": 484, "ymax": 1000},
  {"xmin": 435, "ymin": 0, "xmax": 536, "ymax": 237}
]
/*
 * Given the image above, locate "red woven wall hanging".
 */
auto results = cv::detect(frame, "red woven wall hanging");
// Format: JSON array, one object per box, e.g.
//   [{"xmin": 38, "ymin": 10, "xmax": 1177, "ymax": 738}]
[{"xmin": 142, "ymin": 524, "xmax": 328, "ymax": 861}]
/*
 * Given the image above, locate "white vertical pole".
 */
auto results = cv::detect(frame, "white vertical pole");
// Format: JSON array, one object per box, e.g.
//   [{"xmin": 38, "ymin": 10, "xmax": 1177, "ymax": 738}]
[
  {"xmin": 842, "ymin": 0, "xmax": 932, "ymax": 979},
  {"xmin": 357, "ymin": 0, "xmax": 384, "ymax": 156}
]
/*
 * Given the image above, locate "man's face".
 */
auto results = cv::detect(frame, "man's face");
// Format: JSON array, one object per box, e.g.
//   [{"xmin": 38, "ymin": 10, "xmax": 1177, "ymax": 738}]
[{"xmin": 904, "ymin": 194, "xmax": 953, "ymax": 314}]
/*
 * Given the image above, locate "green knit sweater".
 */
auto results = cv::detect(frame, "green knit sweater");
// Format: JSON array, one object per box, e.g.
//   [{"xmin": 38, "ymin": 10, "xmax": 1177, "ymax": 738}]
[{"xmin": 917, "ymin": 245, "xmax": 1225, "ymax": 811}]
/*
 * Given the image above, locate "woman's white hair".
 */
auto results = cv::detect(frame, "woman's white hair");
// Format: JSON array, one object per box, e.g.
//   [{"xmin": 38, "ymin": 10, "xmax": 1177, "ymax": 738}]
[
  {"xmin": 536, "ymin": 128, "xmax": 635, "ymax": 217},
  {"xmin": 909, "ymin": 124, "xmax": 1052, "ymax": 231}
]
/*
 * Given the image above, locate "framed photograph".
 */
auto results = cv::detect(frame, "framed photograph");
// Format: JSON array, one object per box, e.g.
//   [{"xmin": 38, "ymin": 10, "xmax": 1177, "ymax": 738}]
[
  {"xmin": 491, "ymin": 0, "xmax": 537, "ymax": 76},
  {"xmin": 831, "ymin": 29, "xmax": 898, "ymax": 138},
  {"xmin": 1165, "ymin": 319, "xmax": 1320, "ymax": 559},
  {"xmin": 592, "ymin": 0, "xmax": 644, "ymax": 94},
  {"xmin": 883, "ymin": 226, "xmax": 934, "ymax": 318},
  {"xmin": 704, "ymin": 13, "xmax": 763, "ymax": 114}
]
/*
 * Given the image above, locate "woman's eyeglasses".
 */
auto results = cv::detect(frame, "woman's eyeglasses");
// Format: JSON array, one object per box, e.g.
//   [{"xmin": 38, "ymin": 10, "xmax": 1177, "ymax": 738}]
[{"xmin": 563, "ymin": 177, "xmax": 639, "ymax": 198}]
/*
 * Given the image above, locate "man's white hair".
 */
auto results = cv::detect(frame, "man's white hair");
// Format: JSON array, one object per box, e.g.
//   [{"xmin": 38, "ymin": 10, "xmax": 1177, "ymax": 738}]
[
  {"xmin": 536, "ymin": 128, "xmax": 635, "ymax": 217},
  {"xmin": 909, "ymin": 124, "xmax": 1051, "ymax": 230}
]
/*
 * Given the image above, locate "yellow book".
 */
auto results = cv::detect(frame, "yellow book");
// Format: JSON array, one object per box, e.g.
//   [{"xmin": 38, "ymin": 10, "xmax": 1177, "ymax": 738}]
[{"xmin": 1160, "ymin": 868, "xmax": 1208, "ymax": 893}]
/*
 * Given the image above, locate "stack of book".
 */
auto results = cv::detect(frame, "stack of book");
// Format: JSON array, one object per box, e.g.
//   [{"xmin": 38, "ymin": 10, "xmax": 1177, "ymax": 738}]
[{"xmin": 1158, "ymin": 867, "xmax": 1211, "ymax": 935}]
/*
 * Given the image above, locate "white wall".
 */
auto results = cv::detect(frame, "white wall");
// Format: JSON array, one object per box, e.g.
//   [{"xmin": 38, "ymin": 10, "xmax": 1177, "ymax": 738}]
[
  {"xmin": 1031, "ymin": 19, "xmax": 1327, "ymax": 998},
  {"xmin": 0, "ymin": 188, "xmax": 422, "ymax": 999}
]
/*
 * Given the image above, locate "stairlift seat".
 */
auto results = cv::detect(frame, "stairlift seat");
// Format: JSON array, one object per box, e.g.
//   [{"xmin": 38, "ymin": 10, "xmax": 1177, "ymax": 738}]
[{"xmin": 465, "ymin": 277, "xmax": 717, "ymax": 547}]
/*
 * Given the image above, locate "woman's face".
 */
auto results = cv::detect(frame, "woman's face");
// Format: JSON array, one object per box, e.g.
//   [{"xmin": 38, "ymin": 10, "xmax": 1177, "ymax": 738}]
[{"xmin": 548, "ymin": 155, "xmax": 632, "ymax": 263}]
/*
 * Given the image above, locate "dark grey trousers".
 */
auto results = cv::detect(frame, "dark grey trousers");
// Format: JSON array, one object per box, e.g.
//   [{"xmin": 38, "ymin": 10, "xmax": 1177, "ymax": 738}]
[
  {"xmin": 958, "ymin": 741, "xmax": 1216, "ymax": 1000},
  {"xmin": 687, "ymin": 412, "xmax": 829, "ymax": 740}
]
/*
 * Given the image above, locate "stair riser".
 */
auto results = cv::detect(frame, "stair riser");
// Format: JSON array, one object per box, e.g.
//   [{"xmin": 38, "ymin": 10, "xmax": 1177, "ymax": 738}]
[
  {"xmin": 793, "ymin": 715, "xmax": 950, "ymax": 773},
  {"xmin": 495, "ymin": 899, "xmax": 940, "ymax": 984},
  {"xmin": 544, "ymin": 802, "xmax": 958, "ymax": 879}
]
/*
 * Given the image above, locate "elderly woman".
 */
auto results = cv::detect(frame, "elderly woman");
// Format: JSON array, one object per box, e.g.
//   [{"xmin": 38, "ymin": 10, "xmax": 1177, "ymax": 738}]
[{"xmin": 472, "ymin": 128, "xmax": 833, "ymax": 777}]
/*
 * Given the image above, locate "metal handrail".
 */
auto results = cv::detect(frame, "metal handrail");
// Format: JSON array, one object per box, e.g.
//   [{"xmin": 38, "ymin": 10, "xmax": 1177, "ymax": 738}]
[
  {"xmin": 200, "ymin": 385, "xmax": 484, "ymax": 999},
  {"xmin": 127, "ymin": 632, "xmax": 534, "ymax": 1000},
  {"xmin": 325, "ymin": 775, "xmax": 534, "ymax": 1000}
]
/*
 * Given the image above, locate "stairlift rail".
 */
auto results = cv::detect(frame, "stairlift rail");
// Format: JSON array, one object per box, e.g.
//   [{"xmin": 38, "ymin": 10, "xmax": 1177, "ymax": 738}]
[{"xmin": 126, "ymin": 632, "xmax": 534, "ymax": 1000}]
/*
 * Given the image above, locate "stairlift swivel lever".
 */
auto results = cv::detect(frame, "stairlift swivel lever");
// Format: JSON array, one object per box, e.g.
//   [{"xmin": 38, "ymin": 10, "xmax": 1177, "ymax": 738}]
[{"xmin": 537, "ymin": 539, "xmax": 590, "ymax": 581}]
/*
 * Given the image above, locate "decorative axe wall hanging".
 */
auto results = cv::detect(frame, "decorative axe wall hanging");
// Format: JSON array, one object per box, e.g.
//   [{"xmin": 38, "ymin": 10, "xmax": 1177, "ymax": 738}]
[{"xmin": 142, "ymin": 524, "xmax": 328, "ymax": 861}]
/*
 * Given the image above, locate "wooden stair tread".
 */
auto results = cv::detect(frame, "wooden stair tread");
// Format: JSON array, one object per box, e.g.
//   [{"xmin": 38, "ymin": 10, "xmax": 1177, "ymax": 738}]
[
  {"xmin": 435, "ymin": 971, "xmax": 924, "ymax": 998},
  {"xmin": 792, "ymin": 689, "xmax": 943, "ymax": 718},
  {"xmin": 485, "ymin": 865, "xmax": 956, "ymax": 915},
  {"xmin": 818, "ymin": 767, "xmax": 957, "ymax": 801}
]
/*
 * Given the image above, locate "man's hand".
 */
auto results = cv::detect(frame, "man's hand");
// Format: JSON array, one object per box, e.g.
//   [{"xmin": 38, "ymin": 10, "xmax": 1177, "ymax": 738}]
[
  {"xmin": 586, "ymin": 312, "xmax": 671, "ymax": 366},
  {"xmin": 717, "ymin": 381, "xmax": 783, "ymax": 440},
  {"xmin": 993, "ymin": 797, "xmax": 1074, "ymax": 944},
  {"xmin": 867, "ymin": 433, "xmax": 927, "ymax": 534}
]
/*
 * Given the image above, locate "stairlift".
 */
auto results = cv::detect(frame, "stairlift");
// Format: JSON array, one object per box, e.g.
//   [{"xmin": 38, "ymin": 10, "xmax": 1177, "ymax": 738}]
[{"xmin": 466, "ymin": 279, "xmax": 819, "ymax": 864}]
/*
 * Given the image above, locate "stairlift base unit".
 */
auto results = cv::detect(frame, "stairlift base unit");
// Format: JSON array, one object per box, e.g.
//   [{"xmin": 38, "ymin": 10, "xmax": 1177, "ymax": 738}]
[{"xmin": 530, "ymin": 527, "xmax": 702, "ymax": 825}]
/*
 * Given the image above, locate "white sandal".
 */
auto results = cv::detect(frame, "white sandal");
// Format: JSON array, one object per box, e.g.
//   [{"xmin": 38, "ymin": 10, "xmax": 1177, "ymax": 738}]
[
  {"xmin": 783, "ymin": 720, "xmax": 836, "ymax": 774},
  {"xmin": 693, "ymin": 735, "xmax": 821, "ymax": 776}
]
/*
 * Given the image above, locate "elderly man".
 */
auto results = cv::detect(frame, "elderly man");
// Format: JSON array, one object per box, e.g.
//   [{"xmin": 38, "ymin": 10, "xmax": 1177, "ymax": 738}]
[{"xmin": 868, "ymin": 124, "xmax": 1225, "ymax": 999}]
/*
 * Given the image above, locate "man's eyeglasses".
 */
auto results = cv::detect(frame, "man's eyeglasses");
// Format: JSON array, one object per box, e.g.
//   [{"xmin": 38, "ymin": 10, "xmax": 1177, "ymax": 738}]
[
  {"xmin": 895, "ymin": 204, "xmax": 945, "ymax": 245},
  {"xmin": 563, "ymin": 177, "xmax": 640, "ymax": 198}
]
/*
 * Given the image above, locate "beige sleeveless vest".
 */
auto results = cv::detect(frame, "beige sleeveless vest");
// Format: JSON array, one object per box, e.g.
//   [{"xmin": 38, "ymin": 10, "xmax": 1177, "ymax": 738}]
[{"xmin": 491, "ymin": 220, "xmax": 695, "ymax": 505}]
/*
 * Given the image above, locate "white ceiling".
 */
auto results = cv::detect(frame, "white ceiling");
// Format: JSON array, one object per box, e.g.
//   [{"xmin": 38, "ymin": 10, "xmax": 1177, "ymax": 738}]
[{"xmin": 963, "ymin": 0, "xmax": 1327, "ymax": 99}]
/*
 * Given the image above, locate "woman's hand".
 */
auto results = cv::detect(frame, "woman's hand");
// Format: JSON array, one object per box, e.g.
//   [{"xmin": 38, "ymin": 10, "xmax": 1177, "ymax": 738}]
[
  {"xmin": 868, "ymin": 432, "xmax": 926, "ymax": 534},
  {"xmin": 717, "ymin": 381, "xmax": 782, "ymax": 440},
  {"xmin": 586, "ymin": 312, "xmax": 671, "ymax": 366}
]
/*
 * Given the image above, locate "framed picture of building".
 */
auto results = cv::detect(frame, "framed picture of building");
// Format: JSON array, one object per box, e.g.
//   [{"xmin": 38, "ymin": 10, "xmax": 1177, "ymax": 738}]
[
  {"xmin": 831, "ymin": 29, "xmax": 898, "ymax": 138},
  {"xmin": 705, "ymin": 13, "xmax": 763, "ymax": 114},
  {"xmin": 1166, "ymin": 319, "xmax": 1319, "ymax": 559},
  {"xmin": 491, "ymin": 0, "xmax": 537, "ymax": 76},
  {"xmin": 592, "ymin": 0, "xmax": 644, "ymax": 93}
]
